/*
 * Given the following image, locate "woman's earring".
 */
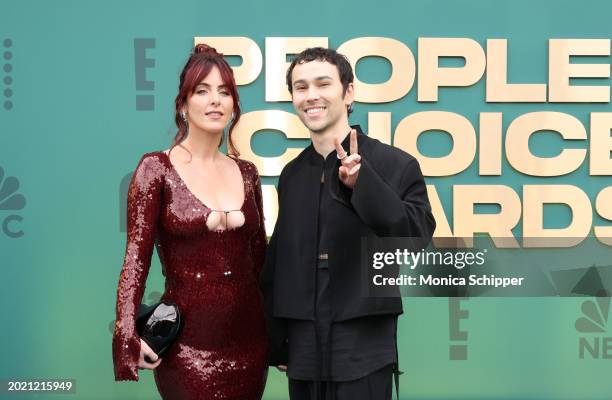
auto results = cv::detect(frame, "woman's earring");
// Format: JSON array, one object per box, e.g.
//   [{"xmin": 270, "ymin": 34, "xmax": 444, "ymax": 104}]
[
  {"xmin": 347, "ymin": 103, "xmax": 354, "ymax": 114},
  {"xmin": 180, "ymin": 111, "xmax": 187, "ymax": 122}
]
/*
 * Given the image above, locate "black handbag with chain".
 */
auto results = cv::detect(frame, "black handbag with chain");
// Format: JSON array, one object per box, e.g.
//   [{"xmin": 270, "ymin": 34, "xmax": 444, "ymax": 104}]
[{"xmin": 136, "ymin": 302, "xmax": 182, "ymax": 360}]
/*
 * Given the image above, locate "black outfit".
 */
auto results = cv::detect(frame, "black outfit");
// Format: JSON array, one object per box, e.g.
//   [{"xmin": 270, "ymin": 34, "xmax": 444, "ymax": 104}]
[
  {"xmin": 287, "ymin": 151, "xmax": 397, "ymax": 382},
  {"xmin": 261, "ymin": 126, "xmax": 436, "ymax": 399}
]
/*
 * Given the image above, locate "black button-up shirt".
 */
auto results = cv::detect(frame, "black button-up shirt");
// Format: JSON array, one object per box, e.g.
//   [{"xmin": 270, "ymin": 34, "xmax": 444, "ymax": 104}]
[{"xmin": 286, "ymin": 148, "xmax": 397, "ymax": 382}]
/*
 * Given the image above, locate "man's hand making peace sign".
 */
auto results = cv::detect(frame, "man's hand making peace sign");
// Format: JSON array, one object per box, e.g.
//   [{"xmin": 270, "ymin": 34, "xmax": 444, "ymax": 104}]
[{"xmin": 334, "ymin": 129, "xmax": 361, "ymax": 189}]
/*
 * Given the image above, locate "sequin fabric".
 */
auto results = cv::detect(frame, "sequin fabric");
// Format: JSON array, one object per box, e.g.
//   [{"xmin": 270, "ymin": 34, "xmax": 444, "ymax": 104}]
[{"xmin": 113, "ymin": 152, "xmax": 268, "ymax": 400}]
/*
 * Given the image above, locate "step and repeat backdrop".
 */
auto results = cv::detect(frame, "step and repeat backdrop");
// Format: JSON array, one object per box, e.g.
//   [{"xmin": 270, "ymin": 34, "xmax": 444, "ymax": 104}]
[{"xmin": 1, "ymin": 0, "xmax": 611, "ymax": 399}]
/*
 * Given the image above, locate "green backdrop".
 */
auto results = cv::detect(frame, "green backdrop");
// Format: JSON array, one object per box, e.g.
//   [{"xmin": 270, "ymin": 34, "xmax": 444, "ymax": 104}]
[{"xmin": 1, "ymin": 0, "xmax": 611, "ymax": 399}]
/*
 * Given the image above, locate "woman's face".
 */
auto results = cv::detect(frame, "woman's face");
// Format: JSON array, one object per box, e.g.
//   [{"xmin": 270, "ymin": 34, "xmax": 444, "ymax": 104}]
[{"xmin": 184, "ymin": 66, "xmax": 234, "ymax": 135}]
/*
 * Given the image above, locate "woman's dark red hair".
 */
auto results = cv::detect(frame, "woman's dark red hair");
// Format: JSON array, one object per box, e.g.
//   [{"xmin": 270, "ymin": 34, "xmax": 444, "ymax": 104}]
[{"xmin": 172, "ymin": 43, "xmax": 241, "ymax": 156}]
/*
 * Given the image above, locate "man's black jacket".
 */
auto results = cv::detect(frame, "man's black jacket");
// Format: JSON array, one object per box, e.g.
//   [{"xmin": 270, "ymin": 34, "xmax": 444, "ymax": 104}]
[{"xmin": 260, "ymin": 126, "xmax": 436, "ymax": 364}]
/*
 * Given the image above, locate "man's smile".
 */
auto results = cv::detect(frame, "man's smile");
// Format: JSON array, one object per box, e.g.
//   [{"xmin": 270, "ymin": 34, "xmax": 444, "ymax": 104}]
[{"xmin": 304, "ymin": 106, "xmax": 326, "ymax": 116}]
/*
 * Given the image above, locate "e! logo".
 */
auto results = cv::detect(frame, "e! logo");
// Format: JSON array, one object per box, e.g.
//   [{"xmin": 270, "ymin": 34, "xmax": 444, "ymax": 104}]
[
  {"xmin": 449, "ymin": 297, "xmax": 469, "ymax": 360},
  {"xmin": 134, "ymin": 38, "xmax": 155, "ymax": 111}
]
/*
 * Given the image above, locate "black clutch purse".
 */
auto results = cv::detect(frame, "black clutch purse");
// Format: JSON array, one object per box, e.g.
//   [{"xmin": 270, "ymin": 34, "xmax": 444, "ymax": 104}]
[{"xmin": 136, "ymin": 301, "xmax": 182, "ymax": 360}]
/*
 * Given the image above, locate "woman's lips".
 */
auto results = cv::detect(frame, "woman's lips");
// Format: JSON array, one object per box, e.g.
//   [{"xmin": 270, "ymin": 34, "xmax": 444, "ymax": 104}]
[{"xmin": 205, "ymin": 111, "xmax": 224, "ymax": 119}]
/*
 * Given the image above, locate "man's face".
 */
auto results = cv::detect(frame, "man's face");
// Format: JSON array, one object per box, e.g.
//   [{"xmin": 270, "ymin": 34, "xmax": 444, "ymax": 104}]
[{"xmin": 290, "ymin": 60, "xmax": 353, "ymax": 134}]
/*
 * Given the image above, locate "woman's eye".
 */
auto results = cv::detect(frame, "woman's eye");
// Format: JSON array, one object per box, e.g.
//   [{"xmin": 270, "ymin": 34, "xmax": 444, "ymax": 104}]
[
  {"xmin": 220, "ymin": 91, "xmax": 230, "ymax": 96},
  {"xmin": 197, "ymin": 89, "xmax": 208, "ymax": 94}
]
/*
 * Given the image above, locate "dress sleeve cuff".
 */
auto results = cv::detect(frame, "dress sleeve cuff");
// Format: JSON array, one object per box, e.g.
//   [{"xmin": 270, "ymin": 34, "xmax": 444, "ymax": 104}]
[{"xmin": 113, "ymin": 332, "xmax": 141, "ymax": 381}]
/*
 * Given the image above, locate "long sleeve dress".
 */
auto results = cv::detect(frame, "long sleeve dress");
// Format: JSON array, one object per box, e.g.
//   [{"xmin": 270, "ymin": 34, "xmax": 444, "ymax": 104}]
[{"xmin": 112, "ymin": 152, "xmax": 268, "ymax": 400}]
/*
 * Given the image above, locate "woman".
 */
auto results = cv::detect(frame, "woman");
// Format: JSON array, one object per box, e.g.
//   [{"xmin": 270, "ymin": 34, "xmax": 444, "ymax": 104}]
[{"xmin": 112, "ymin": 44, "xmax": 268, "ymax": 400}]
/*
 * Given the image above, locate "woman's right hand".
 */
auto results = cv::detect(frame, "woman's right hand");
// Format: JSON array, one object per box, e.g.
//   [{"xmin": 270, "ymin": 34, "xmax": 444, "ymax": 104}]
[{"xmin": 138, "ymin": 339, "xmax": 162, "ymax": 369}]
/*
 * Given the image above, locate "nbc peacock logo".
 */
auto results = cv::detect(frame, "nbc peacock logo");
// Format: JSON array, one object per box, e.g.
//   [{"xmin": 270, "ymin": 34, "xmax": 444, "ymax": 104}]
[
  {"xmin": 576, "ymin": 296, "xmax": 611, "ymax": 359},
  {"xmin": 0, "ymin": 166, "xmax": 26, "ymax": 238}
]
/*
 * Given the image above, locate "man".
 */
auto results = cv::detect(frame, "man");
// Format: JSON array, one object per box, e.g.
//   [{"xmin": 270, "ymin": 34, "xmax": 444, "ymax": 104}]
[{"xmin": 261, "ymin": 47, "xmax": 436, "ymax": 400}]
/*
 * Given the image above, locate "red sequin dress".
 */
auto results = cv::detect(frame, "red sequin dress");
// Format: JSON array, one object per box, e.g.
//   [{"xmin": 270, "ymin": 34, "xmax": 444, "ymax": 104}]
[{"xmin": 112, "ymin": 152, "xmax": 268, "ymax": 400}]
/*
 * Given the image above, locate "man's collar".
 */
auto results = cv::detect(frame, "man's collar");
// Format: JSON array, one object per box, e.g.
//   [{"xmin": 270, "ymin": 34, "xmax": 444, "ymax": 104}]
[{"xmin": 307, "ymin": 124, "xmax": 364, "ymax": 165}]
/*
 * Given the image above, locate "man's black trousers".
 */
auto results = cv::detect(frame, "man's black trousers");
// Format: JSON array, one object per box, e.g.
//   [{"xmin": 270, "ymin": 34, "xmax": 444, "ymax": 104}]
[{"xmin": 288, "ymin": 364, "xmax": 393, "ymax": 400}]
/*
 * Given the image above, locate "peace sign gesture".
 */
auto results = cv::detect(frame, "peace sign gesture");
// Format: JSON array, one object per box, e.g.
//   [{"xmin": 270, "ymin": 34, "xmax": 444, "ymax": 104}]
[{"xmin": 334, "ymin": 129, "xmax": 361, "ymax": 189}]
